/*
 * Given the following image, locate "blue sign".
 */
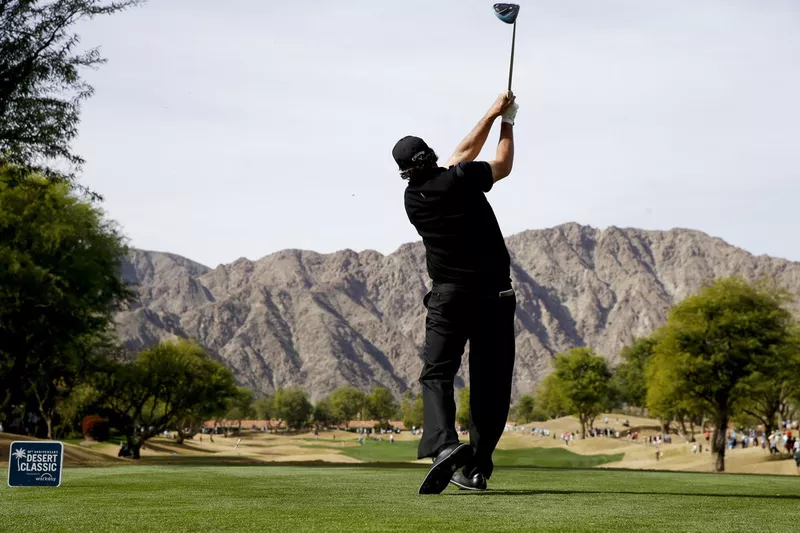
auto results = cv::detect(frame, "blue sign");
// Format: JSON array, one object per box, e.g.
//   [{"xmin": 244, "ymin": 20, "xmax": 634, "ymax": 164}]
[{"xmin": 7, "ymin": 441, "xmax": 63, "ymax": 487}]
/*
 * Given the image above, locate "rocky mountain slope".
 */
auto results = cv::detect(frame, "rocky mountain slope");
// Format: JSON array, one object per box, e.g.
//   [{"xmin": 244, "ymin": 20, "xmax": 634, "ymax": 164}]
[{"xmin": 116, "ymin": 223, "xmax": 800, "ymax": 401}]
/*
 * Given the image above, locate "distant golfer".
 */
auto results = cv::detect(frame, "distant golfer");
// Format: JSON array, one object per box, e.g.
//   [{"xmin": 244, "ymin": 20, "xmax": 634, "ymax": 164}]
[{"xmin": 392, "ymin": 91, "xmax": 518, "ymax": 494}]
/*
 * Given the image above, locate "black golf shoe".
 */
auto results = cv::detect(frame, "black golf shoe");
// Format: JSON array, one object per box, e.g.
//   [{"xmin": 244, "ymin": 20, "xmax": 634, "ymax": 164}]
[
  {"xmin": 418, "ymin": 443, "xmax": 472, "ymax": 495},
  {"xmin": 449, "ymin": 470, "xmax": 488, "ymax": 491}
]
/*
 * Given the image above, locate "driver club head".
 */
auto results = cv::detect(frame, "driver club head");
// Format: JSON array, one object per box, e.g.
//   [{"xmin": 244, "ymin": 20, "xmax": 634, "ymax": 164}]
[{"xmin": 493, "ymin": 3, "xmax": 520, "ymax": 24}]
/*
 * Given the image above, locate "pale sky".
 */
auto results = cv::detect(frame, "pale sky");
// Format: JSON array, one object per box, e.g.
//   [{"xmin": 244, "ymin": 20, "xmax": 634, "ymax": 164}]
[{"xmin": 74, "ymin": 0, "xmax": 800, "ymax": 268}]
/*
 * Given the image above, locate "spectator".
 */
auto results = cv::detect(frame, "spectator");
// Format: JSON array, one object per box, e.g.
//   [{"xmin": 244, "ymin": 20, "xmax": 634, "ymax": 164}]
[{"xmin": 795, "ymin": 447, "xmax": 800, "ymax": 475}]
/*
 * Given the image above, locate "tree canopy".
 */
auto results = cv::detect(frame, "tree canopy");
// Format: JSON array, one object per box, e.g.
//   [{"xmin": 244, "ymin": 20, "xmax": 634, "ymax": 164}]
[
  {"xmin": 366, "ymin": 387, "xmax": 397, "ymax": 424},
  {"xmin": 1, "ymin": 0, "xmax": 142, "ymax": 185},
  {"xmin": 613, "ymin": 337, "xmax": 657, "ymax": 410},
  {"xmin": 0, "ymin": 166, "xmax": 131, "ymax": 436},
  {"xmin": 271, "ymin": 387, "xmax": 312, "ymax": 431},
  {"xmin": 537, "ymin": 373, "xmax": 569, "ymax": 419},
  {"xmin": 400, "ymin": 392, "xmax": 424, "ymax": 430},
  {"xmin": 456, "ymin": 387, "xmax": 470, "ymax": 428},
  {"xmin": 99, "ymin": 339, "xmax": 237, "ymax": 458},
  {"xmin": 329, "ymin": 386, "xmax": 366, "ymax": 427},
  {"xmin": 645, "ymin": 277, "xmax": 796, "ymax": 472},
  {"xmin": 551, "ymin": 347, "xmax": 612, "ymax": 439},
  {"xmin": 513, "ymin": 395, "xmax": 536, "ymax": 424}
]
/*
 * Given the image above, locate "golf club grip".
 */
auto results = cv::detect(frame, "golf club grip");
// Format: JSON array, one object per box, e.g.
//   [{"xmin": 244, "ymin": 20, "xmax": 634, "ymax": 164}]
[{"xmin": 508, "ymin": 20, "xmax": 516, "ymax": 92}]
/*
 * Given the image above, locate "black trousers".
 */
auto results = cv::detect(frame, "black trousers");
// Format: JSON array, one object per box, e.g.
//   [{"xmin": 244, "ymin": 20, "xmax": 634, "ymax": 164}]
[{"xmin": 417, "ymin": 281, "xmax": 516, "ymax": 479}]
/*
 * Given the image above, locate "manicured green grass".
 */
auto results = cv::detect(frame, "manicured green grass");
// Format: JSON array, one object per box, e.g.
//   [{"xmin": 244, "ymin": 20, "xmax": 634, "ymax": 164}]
[
  {"xmin": 492, "ymin": 447, "xmax": 623, "ymax": 468},
  {"xmin": 3, "ymin": 466, "xmax": 798, "ymax": 532},
  {"xmin": 303, "ymin": 439, "xmax": 623, "ymax": 467}
]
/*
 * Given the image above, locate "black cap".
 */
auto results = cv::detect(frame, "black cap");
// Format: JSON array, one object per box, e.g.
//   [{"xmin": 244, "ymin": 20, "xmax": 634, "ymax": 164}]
[{"xmin": 392, "ymin": 136, "xmax": 432, "ymax": 170}]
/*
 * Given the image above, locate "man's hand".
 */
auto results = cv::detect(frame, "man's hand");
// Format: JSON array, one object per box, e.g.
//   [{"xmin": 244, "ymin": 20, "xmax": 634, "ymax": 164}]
[
  {"xmin": 487, "ymin": 91, "xmax": 516, "ymax": 119},
  {"xmin": 445, "ymin": 91, "xmax": 517, "ymax": 167},
  {"xmin": 501, "ymin": 101, "xmax": 519, "ymax": 125}
]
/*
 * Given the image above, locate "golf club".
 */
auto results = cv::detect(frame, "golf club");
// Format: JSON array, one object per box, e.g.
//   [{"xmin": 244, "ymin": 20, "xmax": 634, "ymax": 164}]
[{"xmin": 493, "ymin": 3, "xmax": 520, "ymax": 92}]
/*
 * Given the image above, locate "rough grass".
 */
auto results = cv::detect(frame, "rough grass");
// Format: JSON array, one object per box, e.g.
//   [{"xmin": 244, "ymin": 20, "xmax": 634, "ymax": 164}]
[{"xmin": 2, "ymin": 465, "xmax": 800, "ymax": 532}]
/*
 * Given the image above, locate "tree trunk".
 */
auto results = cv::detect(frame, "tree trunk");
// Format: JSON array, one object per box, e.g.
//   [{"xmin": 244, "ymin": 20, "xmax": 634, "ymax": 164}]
[
  {"xmin": 127, "ymin": 436, "xmax": 142, "ymax": 460},
  {"xmin": 679, "ymin": 417, "xmax": 689, "ymax": 439},
  {"xmin": 34, "ymin": 396, "xmax": 55, "ymax": 440},
  {"xmin": 0, "ymin": 389, "xmax": 12, "ymax": 413},
  {"xmin": 580, "ymin": 416, "xmax": 587, "ymax": 440},
  {"xmin": 711, "ymin": 413, "xmax": 728, "ymax": 472},
  {"xmin": 176, "ymin": 419, "xmax": 199, "ymax": 445}
]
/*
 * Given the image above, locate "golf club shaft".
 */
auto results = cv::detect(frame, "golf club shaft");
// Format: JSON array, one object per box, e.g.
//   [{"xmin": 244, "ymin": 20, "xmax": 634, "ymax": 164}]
[{"xmin": 508, "ymin": 20, "xmax": 516, "ymax": 92}]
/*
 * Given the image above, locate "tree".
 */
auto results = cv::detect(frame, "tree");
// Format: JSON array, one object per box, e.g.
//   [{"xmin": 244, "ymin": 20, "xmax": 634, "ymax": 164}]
[
  {"xmin": 313, "ymin": 398, "xmax": 338, "ymax": 428},
  {"xmin": 270, "ymin": 387, "xmax": 312, "ymax": 431},
  {"xmin": 253, "ymin": 396, "xmax": 272, "ymax": 426},
  {"xmin": 552, "ymin": 347, "xmax": 612, "ymax": 439},
  {"xmin": 0, "ymin": 168, "xmax": 132, "ymax": 436},
  {"xmin": 225, "ymin": 387, "xmax": 254, "ymax": 431},
  {"xmin": 735, "ymin": 331, "xmax": 800, "ymax": 437},
  {"xmin": 1, "ymin": 0, "xmax": 142, "ymax": 185},
  {"xmin": 456, "ymin": 387, "xmax": 470, "ymax": 428},
  {"xmin": 537, "ymin": 374, "xmax": 569, "ymax": 419},
  {"xmin": 99, "ymin": 339, "xmax": 237, "ymax": 458},
  {"xmin": 646, "ymin": 277, "xmax": 795, "ymax": 472},
  {"xmin": 329, "ymin": 386, "xmax": 366, "ymax": 428},
  {"xmin": 366, "ymin": 387, "xmax": 398, "ymax": 424},
  {"xmin": 514, "ymin": 395, "xmax": 536, "ymax": 424},
  {"xmin": 613, "ymin": 337, "xmax": 657, "ymax": 411},
  {"xmin": 54, "ymin": 382, "xmax": 99, "ymax": 438},
  {"xmin": 400, "ymin": 391, "xmax": 424, "ymax": 430},
  {"xmin": 173, "ymin": 362, "xmax": 237, "ymax": 445},
  {"xmin": 646, "ymin": 351, "xmax": 706, "ymax": 439}
]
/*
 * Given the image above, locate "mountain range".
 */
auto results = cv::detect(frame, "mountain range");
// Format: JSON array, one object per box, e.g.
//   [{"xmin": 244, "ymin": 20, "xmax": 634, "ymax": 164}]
[{"xmin": 115, "ymin": 223, "xmax": 800, "ymax": 402}]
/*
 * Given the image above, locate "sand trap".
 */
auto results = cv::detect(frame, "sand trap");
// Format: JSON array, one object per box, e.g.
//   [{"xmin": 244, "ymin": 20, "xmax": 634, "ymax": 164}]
[{"xmin": 0, "ymin": 433, "xmax": 120, "ymax": 467}]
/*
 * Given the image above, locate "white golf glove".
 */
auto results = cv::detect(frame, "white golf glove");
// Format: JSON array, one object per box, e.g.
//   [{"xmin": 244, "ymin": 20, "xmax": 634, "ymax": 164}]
[{"xmin": 502, "ymin": 102, "xmax": 519, "ymax": 125}]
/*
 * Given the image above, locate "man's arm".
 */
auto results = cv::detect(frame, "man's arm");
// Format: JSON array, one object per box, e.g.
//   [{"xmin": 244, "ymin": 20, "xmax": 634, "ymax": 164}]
[
  {"xmin": 488, "ymin": 121, "xmax": 514, "ymax": 183},
  {"xmin": 445, "ymin": 114, "xmax": 495, "ymax": 167},
  {"xmin": 445, "ymin": 92, "xmax": 514, "ymax": 167}
]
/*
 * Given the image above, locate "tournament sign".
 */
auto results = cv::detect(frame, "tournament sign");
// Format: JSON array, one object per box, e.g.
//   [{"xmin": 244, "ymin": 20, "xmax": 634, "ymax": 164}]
[{"xmin": 7, "ymin": 441, "xmax": 64, "ymax": 487}]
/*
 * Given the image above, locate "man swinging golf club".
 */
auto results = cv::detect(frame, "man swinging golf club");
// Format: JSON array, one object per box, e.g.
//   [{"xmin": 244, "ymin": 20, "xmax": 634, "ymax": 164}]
[{"xmin": 392, "ymin": 89, "xmax": 519, "ymax": 494}]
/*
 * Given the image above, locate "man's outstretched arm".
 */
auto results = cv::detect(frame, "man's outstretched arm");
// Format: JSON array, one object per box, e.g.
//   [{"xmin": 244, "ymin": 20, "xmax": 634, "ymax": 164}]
[
  {"xmin": 446, "ymin": 92, "xmax": 515, "ymax": 167},
  {"xmin": 488, "ymin": 101, "xmax": 518, "ymax": 183}
]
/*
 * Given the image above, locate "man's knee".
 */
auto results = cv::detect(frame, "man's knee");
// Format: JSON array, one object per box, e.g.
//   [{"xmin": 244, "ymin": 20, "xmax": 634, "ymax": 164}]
[{"xmin": 419, "ymin": 359, "xmax": 461, "ymax": 382}]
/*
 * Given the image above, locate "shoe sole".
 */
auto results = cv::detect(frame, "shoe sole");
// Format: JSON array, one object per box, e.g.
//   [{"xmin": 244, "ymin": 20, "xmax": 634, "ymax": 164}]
[
  {"xmin": 449, "ymin": 478, "xmax": 487, "ymax": 491},
  {"xmin": 418, "ymin": 444, "xmax": 472, "ymax": 495}
]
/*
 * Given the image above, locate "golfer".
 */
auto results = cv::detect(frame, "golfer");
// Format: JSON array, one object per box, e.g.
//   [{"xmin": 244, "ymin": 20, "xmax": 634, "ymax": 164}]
[{"xmin": 392, "ymin": 91, "xmax": 518, "ymax": 494}]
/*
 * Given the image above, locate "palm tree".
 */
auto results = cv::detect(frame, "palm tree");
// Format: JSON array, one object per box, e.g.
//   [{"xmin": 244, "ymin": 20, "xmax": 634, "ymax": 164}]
[{"xmin": 12, "ymin": 448, "xmax": 26, "ymax": 470}]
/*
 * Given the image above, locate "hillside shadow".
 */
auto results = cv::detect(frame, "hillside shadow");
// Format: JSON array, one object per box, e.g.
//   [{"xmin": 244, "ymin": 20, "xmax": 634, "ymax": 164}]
[{"xmin": 510, "ymin": 263, "xmax": 582, "ymax": 347}]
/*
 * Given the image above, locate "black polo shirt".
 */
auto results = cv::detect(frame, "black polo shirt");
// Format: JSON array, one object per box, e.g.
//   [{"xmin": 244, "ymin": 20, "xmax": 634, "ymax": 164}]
[{"xmin": 404, "ymin": 161, "xmax": 511, "ymax": 288}]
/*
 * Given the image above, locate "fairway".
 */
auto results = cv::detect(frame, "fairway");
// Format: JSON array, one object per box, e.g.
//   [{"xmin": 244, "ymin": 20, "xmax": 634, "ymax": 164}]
[
  {"xmin": 3, "ymin": 466, "xmax": 800, "ymax": 533},
  {"xmin": 303, "ymin": 439, "xmax": 624, "ymax": 468}
]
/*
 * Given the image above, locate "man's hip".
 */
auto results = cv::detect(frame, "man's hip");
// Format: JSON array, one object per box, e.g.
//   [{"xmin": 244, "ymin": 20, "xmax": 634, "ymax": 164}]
[{"xmin": 428, "ymin": 279, "xmax": 514, "ymax": 300}]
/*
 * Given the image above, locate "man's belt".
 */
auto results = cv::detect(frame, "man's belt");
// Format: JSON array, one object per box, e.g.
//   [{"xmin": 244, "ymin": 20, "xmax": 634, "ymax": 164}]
[{"xmin": 431, "ymin": 282, "xmax": 515, "ymax": 299}]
